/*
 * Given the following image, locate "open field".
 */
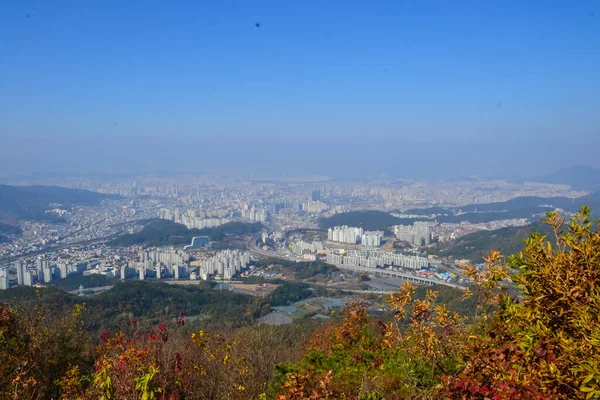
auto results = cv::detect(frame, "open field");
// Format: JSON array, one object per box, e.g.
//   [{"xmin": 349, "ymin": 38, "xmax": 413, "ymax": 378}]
[{"xmin": 229, "ymin": 282, "xmax": 279, "ymax": 296}]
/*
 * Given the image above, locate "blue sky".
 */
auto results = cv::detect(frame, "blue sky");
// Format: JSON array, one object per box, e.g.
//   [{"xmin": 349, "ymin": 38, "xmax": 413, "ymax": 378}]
[{"xmin": 1, "ymin": 0, "xmax": 599, "ymax": 178}]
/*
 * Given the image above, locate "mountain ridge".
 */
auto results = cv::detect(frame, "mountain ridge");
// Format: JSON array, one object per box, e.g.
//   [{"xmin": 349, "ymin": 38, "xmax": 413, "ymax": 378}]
[
  {"xmin": 0, "ymin": 184, "xmax": 120, "ymax": 222},
  {"xmin": 533, "ymin": 165, "xmax": 600, "ymax": 191}
]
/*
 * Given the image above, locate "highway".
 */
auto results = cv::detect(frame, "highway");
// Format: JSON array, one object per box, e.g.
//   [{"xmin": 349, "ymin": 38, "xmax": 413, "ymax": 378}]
[
  {"xmin": 246, "ymin": 232, "xmax": 297, "ymax": 261},
  {"xmin": 329, "ymin": 264, "xmax": 466, "ymax": 289}
]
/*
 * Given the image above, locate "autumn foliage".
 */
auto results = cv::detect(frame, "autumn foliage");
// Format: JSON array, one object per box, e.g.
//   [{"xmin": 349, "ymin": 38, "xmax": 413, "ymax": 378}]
[
  {"xmin": 443, "ymin": 206, "xmax": 600, "ymax": 399},
  {"xmin": 56, "ymin": 314, "xmax": 306, "ymax": 400},
  {"xmin": 0, "ymin": 297, "xmax": 88, "ymax": 399},
  {"xmin": 1, "ymin": 207, "xmax": 599, "ymax": 399},
  {"xmin": 276, "ymin": 207, "xmax": 600, "ymax": 399}
]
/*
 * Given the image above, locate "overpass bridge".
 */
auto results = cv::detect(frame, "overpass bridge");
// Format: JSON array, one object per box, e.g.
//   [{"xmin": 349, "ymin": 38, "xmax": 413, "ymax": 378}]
[
  {"xmin": 331, "ymin": 263, "xmax": 465, "ymax": 289},
  {"xmin": 246, "ymin": 233, "xmax": 466, "ymax": 290}
]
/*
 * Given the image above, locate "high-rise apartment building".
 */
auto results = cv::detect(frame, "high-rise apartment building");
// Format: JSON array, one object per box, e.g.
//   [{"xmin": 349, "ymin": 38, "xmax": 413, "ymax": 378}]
[
  {"xmin": 15, "ymin": 261, "xmax": 24, "ymax": 285},
  {"xmin": 328, "ymin": 226, "xmax": 364, "ymax": 244},
  {"xmin": 0, "ymin": 267, "xmax": 9, "ymax": 290},
  {"xmin": 393, "ymin": 222, "xmax": 432, "ymax": 246}
]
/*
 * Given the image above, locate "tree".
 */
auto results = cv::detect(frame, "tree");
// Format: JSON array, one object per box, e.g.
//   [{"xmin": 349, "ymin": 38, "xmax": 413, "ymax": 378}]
[
  {"xmin": 276, "ymin": 207, "xmax": 600, "ymax": 399},
  {"xmin": 444, "ymin": 206, "xmax": 600, "ymax": 399},
  {"xmin": 60, "ymin": 316, "xmax": 310, "ymax": 399},
  {"xmin": 0, "ymin": 298, "xmax": 88, "ymax": 399}
]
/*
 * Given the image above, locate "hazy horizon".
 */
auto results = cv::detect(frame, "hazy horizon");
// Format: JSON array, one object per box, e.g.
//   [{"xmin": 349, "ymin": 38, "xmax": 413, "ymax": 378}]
[{"xmin": 2, "ymin": 1, "xmax": 599, "ymax": 179}]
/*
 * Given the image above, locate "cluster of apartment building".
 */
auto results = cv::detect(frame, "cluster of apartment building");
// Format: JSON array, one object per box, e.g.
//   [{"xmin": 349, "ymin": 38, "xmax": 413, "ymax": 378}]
[
  {"xmin": 327, "ymin": 226, "xmax": 383, "ymax": 247},
  {"xmin": 127, "ymin": 248, "xmax": 192, "ymax": 280},
  {"xmin": 141, "ymin": 248, "xmax": 190, "ymax": 265},
  {"xmin": 126, "ymin": 260, "xmax": 188, "ymax": 281},
  {"xmin": 1, "ymin": 260, "xmax": 87, "ymax": 289},
  {"xmin": 1, "ymin": 259, "xmax": 89, "ymax": 288},
  {"xmin": 195, "ymin": 249, "xmax": 251, "ymax": 280},
  {"xmin": 326, "ymin": 249, "xmax": 429, "ymax": 270},
  {"xmin": 327, "ymin": 226, "xmax": 364, "ymax": 244},
  {"xmin": 160, "ymin": 208, "xmax": 233, "ymax": 229},
  {"xmin": 393, "ymin": 221, "xmax": 432, "ymax": 246}
]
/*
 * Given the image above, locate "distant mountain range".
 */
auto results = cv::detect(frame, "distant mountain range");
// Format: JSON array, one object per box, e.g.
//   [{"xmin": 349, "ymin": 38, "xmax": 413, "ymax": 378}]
[
  {"xmin": 534, "ymin": 165, "xmax": 600, "ymax": 191},
  {"xmin": 0, "ymin": 184, "xmax": 120, "ymax": 223},
  {"xmin": 321, "ymin": 191, "xmax": 600, "ymax": 232},
  {"xmin": 456, "ymin": 191, "xmax": 600, "ymax": 217}
]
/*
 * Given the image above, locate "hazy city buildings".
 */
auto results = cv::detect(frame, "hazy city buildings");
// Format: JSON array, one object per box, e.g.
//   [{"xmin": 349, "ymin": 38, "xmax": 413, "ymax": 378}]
[
  {"xmin": 311, "ymin": 189, "xmax": 321, "ymax": 202},
  {"xmin": 161, "ymin": 207, "xmax": 233, "ymax": 229},
  {"xmin": 240, "ymin": 208, "xmax": 267, "ymax": 222},
  {"xmin": 291, "ymin": 240, "xmax": 323, "ymax": 257},
  {"xmin": 302, "ymin": 201, "xmax": 327, "ymax": 214}
]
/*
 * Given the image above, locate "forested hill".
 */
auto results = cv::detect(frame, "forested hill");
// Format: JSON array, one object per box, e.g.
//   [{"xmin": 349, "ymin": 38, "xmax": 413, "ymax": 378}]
[
  {"xmin": 427, "ymin": 221, "xmax": 553, "ymax": 262},
  {"xmin": 455, "ymin": 192, "xmax": 600, "ymax": 214},
  {"xmin": 0, "ymin": 278, "xmax": 314, "ymax": 334},
  {"xmin": 111, "ymin": 219, "xmax": 264, "ymax": 246},
  {"xmin": 0, "ymin": 222, "xmax": 22, "ymax": 243},
  {"xmin": 0, "ymin": 184, "xmax": 120, "ymax": 222}
]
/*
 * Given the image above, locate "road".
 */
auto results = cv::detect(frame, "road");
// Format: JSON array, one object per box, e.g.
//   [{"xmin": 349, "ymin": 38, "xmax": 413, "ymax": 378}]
[
  {"xmin": 330, "ymin": 263, "xmax": 466, "ymax": 289},
  {"xmin": 245, "ymin": 232, "xmax": 466, "ymax": 290},
  {"xmin": 67, "ymin": 285, "xmax": 114, "ymax": 295},
  {"xmin": 311, "ymin": 281, "xmax": 397, "ymax": 295},
  {"xmin": 246, "ymin": 233, "xmax": 297, "ymax": 261}
]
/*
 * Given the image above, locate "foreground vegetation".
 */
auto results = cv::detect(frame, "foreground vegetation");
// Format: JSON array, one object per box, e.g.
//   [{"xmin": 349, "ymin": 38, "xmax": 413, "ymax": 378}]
[
  {"xmin": 276, "ymin": 207, "xmax": 600, "ymax": 399},
  {"xmin": 1, "ymin": 207, "xmax": 599, "ymax": 399}
]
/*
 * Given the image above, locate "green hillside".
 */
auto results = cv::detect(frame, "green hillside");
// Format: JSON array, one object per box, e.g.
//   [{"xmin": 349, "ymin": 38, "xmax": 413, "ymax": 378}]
[
  {"xmin": 0, "ymin": 279, "xmax": 313, "ymax": 334},
  {"xmin": 428, "ymin": 222, "xmax": 553, "ymax": 262},
  {"xmin": 111, "ymin": 219, "xmax": 264, "ymax": 246},
  {"xmin": 0, "ymin": 222, "xmax": 22, "ymax": 242},
  {"xmin": 535, "ymin": 165, "xmax": 600, "ymax": 191}
]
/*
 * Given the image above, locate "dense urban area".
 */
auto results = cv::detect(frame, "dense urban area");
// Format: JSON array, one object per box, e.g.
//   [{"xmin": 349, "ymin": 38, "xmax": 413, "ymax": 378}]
[
  {"xmin": 2, "ymin": 0, "xmax": 599, "ymax": 397},
  {"xmin": 0, "ymin": 173, "xmax": 593, "ymax": 296}
]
